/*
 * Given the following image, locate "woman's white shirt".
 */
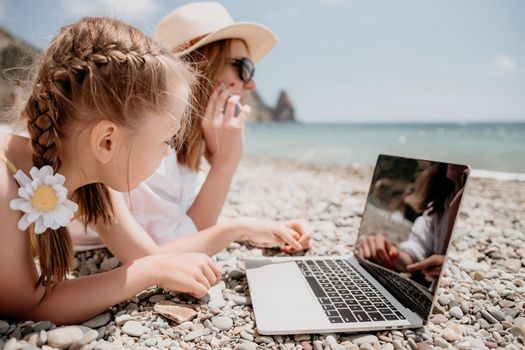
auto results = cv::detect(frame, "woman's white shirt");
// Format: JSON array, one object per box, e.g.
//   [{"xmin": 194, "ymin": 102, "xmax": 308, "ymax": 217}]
[{"xmin": 71, "ymin": 148, "xmax": 204, "ymax": 250}]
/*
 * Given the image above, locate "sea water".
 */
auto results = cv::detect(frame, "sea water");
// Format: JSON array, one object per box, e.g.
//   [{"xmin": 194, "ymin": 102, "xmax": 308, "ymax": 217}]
[{"xmin": 244, "ymin": 122, "xmax": 525, "ymax": 179}]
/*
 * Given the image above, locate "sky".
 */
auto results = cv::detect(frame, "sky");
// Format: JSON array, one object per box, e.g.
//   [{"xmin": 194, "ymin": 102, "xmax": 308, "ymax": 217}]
[{"xmin": 1, "ymin": 0, "xmax": 524, "ymax": 123}]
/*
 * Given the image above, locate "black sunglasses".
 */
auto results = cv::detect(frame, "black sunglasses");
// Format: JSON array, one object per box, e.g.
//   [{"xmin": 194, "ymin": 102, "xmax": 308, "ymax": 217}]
[{"xmin": 230, "ymin": 57, "xmax": 255, "ymax": 82}]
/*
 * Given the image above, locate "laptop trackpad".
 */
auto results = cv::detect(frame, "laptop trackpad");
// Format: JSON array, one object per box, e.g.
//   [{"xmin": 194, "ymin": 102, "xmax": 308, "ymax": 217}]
[
  {"xmin": 249, "ymin": 261, "xmax": 313, "ymax": 300},
  {"xmin": 247, "ymin": 260, "xmax": 328, "ymax": 332}
]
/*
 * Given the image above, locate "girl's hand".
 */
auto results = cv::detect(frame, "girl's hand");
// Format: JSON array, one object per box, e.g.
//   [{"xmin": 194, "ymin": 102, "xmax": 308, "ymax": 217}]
[
  {"xmin": 236, "ymin": 217, "xmax": 305, "ymax": 251},
  {"xmin": 152, "ymin": 252, "xmax": 222, "ymax": 298},
  {"xmin": 201, "ymin": 84, "xmax": 251, "ymax": 169},
  {"xmin": 406, "ymin": 254, "xmax": 445, "ymax": 278}
]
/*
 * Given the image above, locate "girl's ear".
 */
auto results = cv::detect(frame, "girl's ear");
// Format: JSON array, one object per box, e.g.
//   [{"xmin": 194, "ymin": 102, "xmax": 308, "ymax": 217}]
[{"xmin": 89, "ymin": 120, "xmax": 120, "ymax": 164}]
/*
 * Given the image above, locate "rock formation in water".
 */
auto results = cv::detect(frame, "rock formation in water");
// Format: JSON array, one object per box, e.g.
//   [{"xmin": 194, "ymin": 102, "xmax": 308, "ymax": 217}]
[{"xmin": 245, "ymin": 90, "xmax": 295, "ymax": 123}]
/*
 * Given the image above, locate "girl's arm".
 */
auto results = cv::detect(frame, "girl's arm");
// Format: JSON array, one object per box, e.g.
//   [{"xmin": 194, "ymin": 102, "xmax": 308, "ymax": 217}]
[
  {"xmin": 0, "ymin": 171, "xmax": 220, "ymax": 324},
  {"xmin": 0, "ymin": 216, "xmax": 151, "ymax": 324},
  {"xmin": 3, "ymin": 253, "xmax": 218, "ymax": 325},
  {"xmin": 26, "ymin": 252, "xmax": 220, "ymax": 325}
]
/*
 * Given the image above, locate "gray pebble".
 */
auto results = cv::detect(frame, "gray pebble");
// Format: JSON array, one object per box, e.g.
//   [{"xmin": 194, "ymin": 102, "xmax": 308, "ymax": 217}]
[
  {"xmin": 232, "ymin": 295, "xmax": 252, "ymax": 306},
  {"xmin": 38, "ymin": 330, "xmax": 47, "ymax": 346},
  {"xmin": 294, "ymin": 334, "xmax": 311, "ymax": 341},
  {"xmin": 438, "ymin": 295, "xmax": 450, "ymax": 306},
  {"xmin": 82, "ymin": 312, "xmax": 111, "ymax": 328},
  {"xmin": 392, "ymin": 339, "xmax": 403, "ymax": 349},
  {"xmin": 313, "ymin": 340, "xmax": 324, "ymax": 350},
  {"xmin": 211, "ymin": 316, "xmax": 233, "ymax": 331},
  {"xmin": 449, "ymin": 306, "xmax": 464, "ymax": 319},
  {"xmin": 33, "ymin": 320, "xmax": 53, "ymax": 333},
  {"xmin": 144, "ymin": 338, "xmax": 157, "ymax": 347},
  {"xmin": 230, "ymin": 269, "xmax": 246, "ymax": 279},
  {"xmin": 502, "ymin": 307, "xmax": 520, "ymax": 319},
  {"xmin": 0, "ymin": 320, "xmax": 9, "ymax": 335},
  {"xmin": 234, "ymin": 342, "xmax": 257, "ymax": 350},
  {"xmin": 254, "ymin": 335, "xmax": 273, "ymax": 344},
  {"xmin": 82, "ymin": 329, "xmax": 99, "ymax": 345},
  {"xmin": 489, "ymin": 308, "xmax": 506, "ymax": 321},
  {"xmin": 326, "ymin": 335, "xmax": 339, "ymax": 348},
  {"xmin": 184, "ymin": 329, "xmax": 205, "ymax": 341},
  {"xmin": 115, "ymin": 314, "xmax": 132, "ymax": 326},
  {"xmin": 148, "ymin": 294, "xmax": 166, "ymax": 303},
  {"xmin": 158, "ymin": 338, "xmax": 172, "ymax": 348},
  {"xmin": 481, "ymin": 310, "xmax": 498, "ymax": 324},
  {"xmin": 240, "ymin": 330, "xmax": 254, "ymax": 341},
  {"xmin": 121, "ymin": 321, "xmax": 146, "ymax": 337},
  {"xmin": 350, "ymin": 334, "xmax": 378, "ymax": 345},
  {"xmin": 96, "ymin": 326, "xmax": 106, "ymax": 340},
  {"xmin": 47, "ymin": 326, "xmax": 84, "ymax": 349},
  {"xmin": 100, "ymin": 257, "xmax": 119, "ymax": 271},
  {"xmin": 434, "ymin": 337, "xmax": 449, "ymax": 348},
  {"xmin": 407, "ymin": 337, "xmax": 417, "ymax": 350}
]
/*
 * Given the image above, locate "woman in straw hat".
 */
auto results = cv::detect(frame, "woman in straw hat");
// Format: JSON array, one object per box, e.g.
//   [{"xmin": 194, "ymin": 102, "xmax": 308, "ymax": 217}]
[{"xmin": 71, "ymin": 2, "xmax": 312, "ymax": 253}]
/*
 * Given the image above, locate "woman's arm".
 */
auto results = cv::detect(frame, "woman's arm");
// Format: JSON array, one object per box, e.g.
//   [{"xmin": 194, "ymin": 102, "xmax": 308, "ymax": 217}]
[
  {"xmin": 186, "ymin": 163, "xmax": 237, "ymax": 230},
  {"xmin": 94, "ymin": 188, "xmax": 242, "ymax": 262},
  {"xmin": 187, "ymin": 90, "xmax": 248, "ymax": 230},
  {"xmin": 95, "ymin": 190, "xmax": 303, "ymax": 263}
]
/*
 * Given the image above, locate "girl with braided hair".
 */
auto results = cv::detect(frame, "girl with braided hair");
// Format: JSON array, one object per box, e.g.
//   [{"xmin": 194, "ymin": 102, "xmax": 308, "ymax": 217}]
[{"xmin": 0, "ymin": 17, "xmax": 305, "ymax": 324}]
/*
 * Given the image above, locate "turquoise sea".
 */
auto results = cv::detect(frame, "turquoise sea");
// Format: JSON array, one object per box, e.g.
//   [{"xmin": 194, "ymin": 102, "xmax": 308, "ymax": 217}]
[
  {"xmin": 2, "ymin": 122, "xmax": 524, "ymax": 178},
  {"xmin": 244, "ymin": 122, "xmax": 525, "ymax": 177}
]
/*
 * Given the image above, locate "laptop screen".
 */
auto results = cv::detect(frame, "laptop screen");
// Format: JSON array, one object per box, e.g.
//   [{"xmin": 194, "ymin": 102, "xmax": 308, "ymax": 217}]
[{"xmin": 354, "ymin": 154, "xmax": 469, "ymax": 320}]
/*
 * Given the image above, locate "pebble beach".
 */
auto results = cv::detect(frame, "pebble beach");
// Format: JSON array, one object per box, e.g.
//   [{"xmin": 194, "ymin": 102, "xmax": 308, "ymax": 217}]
[{"xmin": 1, "ymin": 156, "xmax": 524, "ymax": 350}]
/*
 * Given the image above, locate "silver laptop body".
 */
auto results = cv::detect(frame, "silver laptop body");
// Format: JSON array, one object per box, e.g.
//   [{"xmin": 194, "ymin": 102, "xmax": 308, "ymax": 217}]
[{"xmin": 246, "ymin": 154, "xmax": 470, "ymax": 334}]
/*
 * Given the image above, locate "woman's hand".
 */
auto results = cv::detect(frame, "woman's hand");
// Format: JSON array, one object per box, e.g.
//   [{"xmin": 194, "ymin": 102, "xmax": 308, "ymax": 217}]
[
  {"xmin": 280, "ymin": 219, "xmax": 313, "ymax": 253},
  {"xmin": 201, "ymin": 84, "xmax": 251, "ymax": 169},
  {"xmin": 235, "ymin": 217, "xmax": 308, "ymax": 251},
  {"xmin": 358, "ymin": 234, "xmax": 399, "ymax": 267},
  {"xmin": 152, "ymin": 252, "xmax": 222, "ymax": 298}
]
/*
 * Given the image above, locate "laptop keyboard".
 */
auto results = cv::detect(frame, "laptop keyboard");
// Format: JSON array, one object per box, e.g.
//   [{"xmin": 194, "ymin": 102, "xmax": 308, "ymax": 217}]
[
  {"xmin": 296, "ymin": 259, "xmax": 406, "ymax": 324},
  {"xmin": 363, "ymin": 261, "xmax": 432, "ymax": 316}
]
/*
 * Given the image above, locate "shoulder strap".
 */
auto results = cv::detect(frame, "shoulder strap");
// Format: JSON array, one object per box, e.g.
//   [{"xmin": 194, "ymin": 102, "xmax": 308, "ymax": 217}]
[{"xmin": 0, "ymin": 154, "xmax": 18, "ymax": 175}]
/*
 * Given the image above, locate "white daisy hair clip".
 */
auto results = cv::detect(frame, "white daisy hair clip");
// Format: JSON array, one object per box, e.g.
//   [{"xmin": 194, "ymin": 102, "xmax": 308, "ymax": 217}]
[{"xmin": 9, "ymin": 165, "xmax": 78, "ymax": 234}]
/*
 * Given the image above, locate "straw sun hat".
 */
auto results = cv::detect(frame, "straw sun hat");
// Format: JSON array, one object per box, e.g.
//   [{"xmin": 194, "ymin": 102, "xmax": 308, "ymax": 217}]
[{"xmin": 154, "ymin": 1, "xmax": 277, "ymax": 63}]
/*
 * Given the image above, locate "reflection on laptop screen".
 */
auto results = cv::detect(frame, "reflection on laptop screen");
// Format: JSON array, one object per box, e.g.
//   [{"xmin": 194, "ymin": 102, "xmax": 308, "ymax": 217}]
[{"xmin": 355, "ymin": 154, "xmax": 469, "ymax": 319}]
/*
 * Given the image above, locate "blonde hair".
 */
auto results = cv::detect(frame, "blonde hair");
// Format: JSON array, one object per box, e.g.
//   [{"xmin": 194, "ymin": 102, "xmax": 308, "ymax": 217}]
[
  {"xmin": 21, "ymin": 17, "xmax": 193, "ymax": 287},
  {"xmin": 176, "ymin": 39, "xmax": 235, "ymax": 170}
]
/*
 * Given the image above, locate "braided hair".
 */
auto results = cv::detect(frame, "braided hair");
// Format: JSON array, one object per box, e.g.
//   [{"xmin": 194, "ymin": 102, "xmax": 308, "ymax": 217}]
[{"xmin": 22, "ymin": 17, "xmax": 193, "ymax": 287}]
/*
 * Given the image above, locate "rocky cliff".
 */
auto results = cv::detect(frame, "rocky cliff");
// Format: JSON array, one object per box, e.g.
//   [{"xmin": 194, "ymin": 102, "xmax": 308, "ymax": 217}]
[
  {"xmin": 245, "ymin": 90, "xmax": 295, "ymax": 123},
  {"xmin": 0, "ymin": 27, "xmax": 38, "ymax": 118}
]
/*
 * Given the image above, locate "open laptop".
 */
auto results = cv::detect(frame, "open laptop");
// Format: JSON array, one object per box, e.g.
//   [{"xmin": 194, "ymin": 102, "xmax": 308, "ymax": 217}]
[{"xmin": 245, "ymin": 154, "xmax": 470, "ymax": 334}]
